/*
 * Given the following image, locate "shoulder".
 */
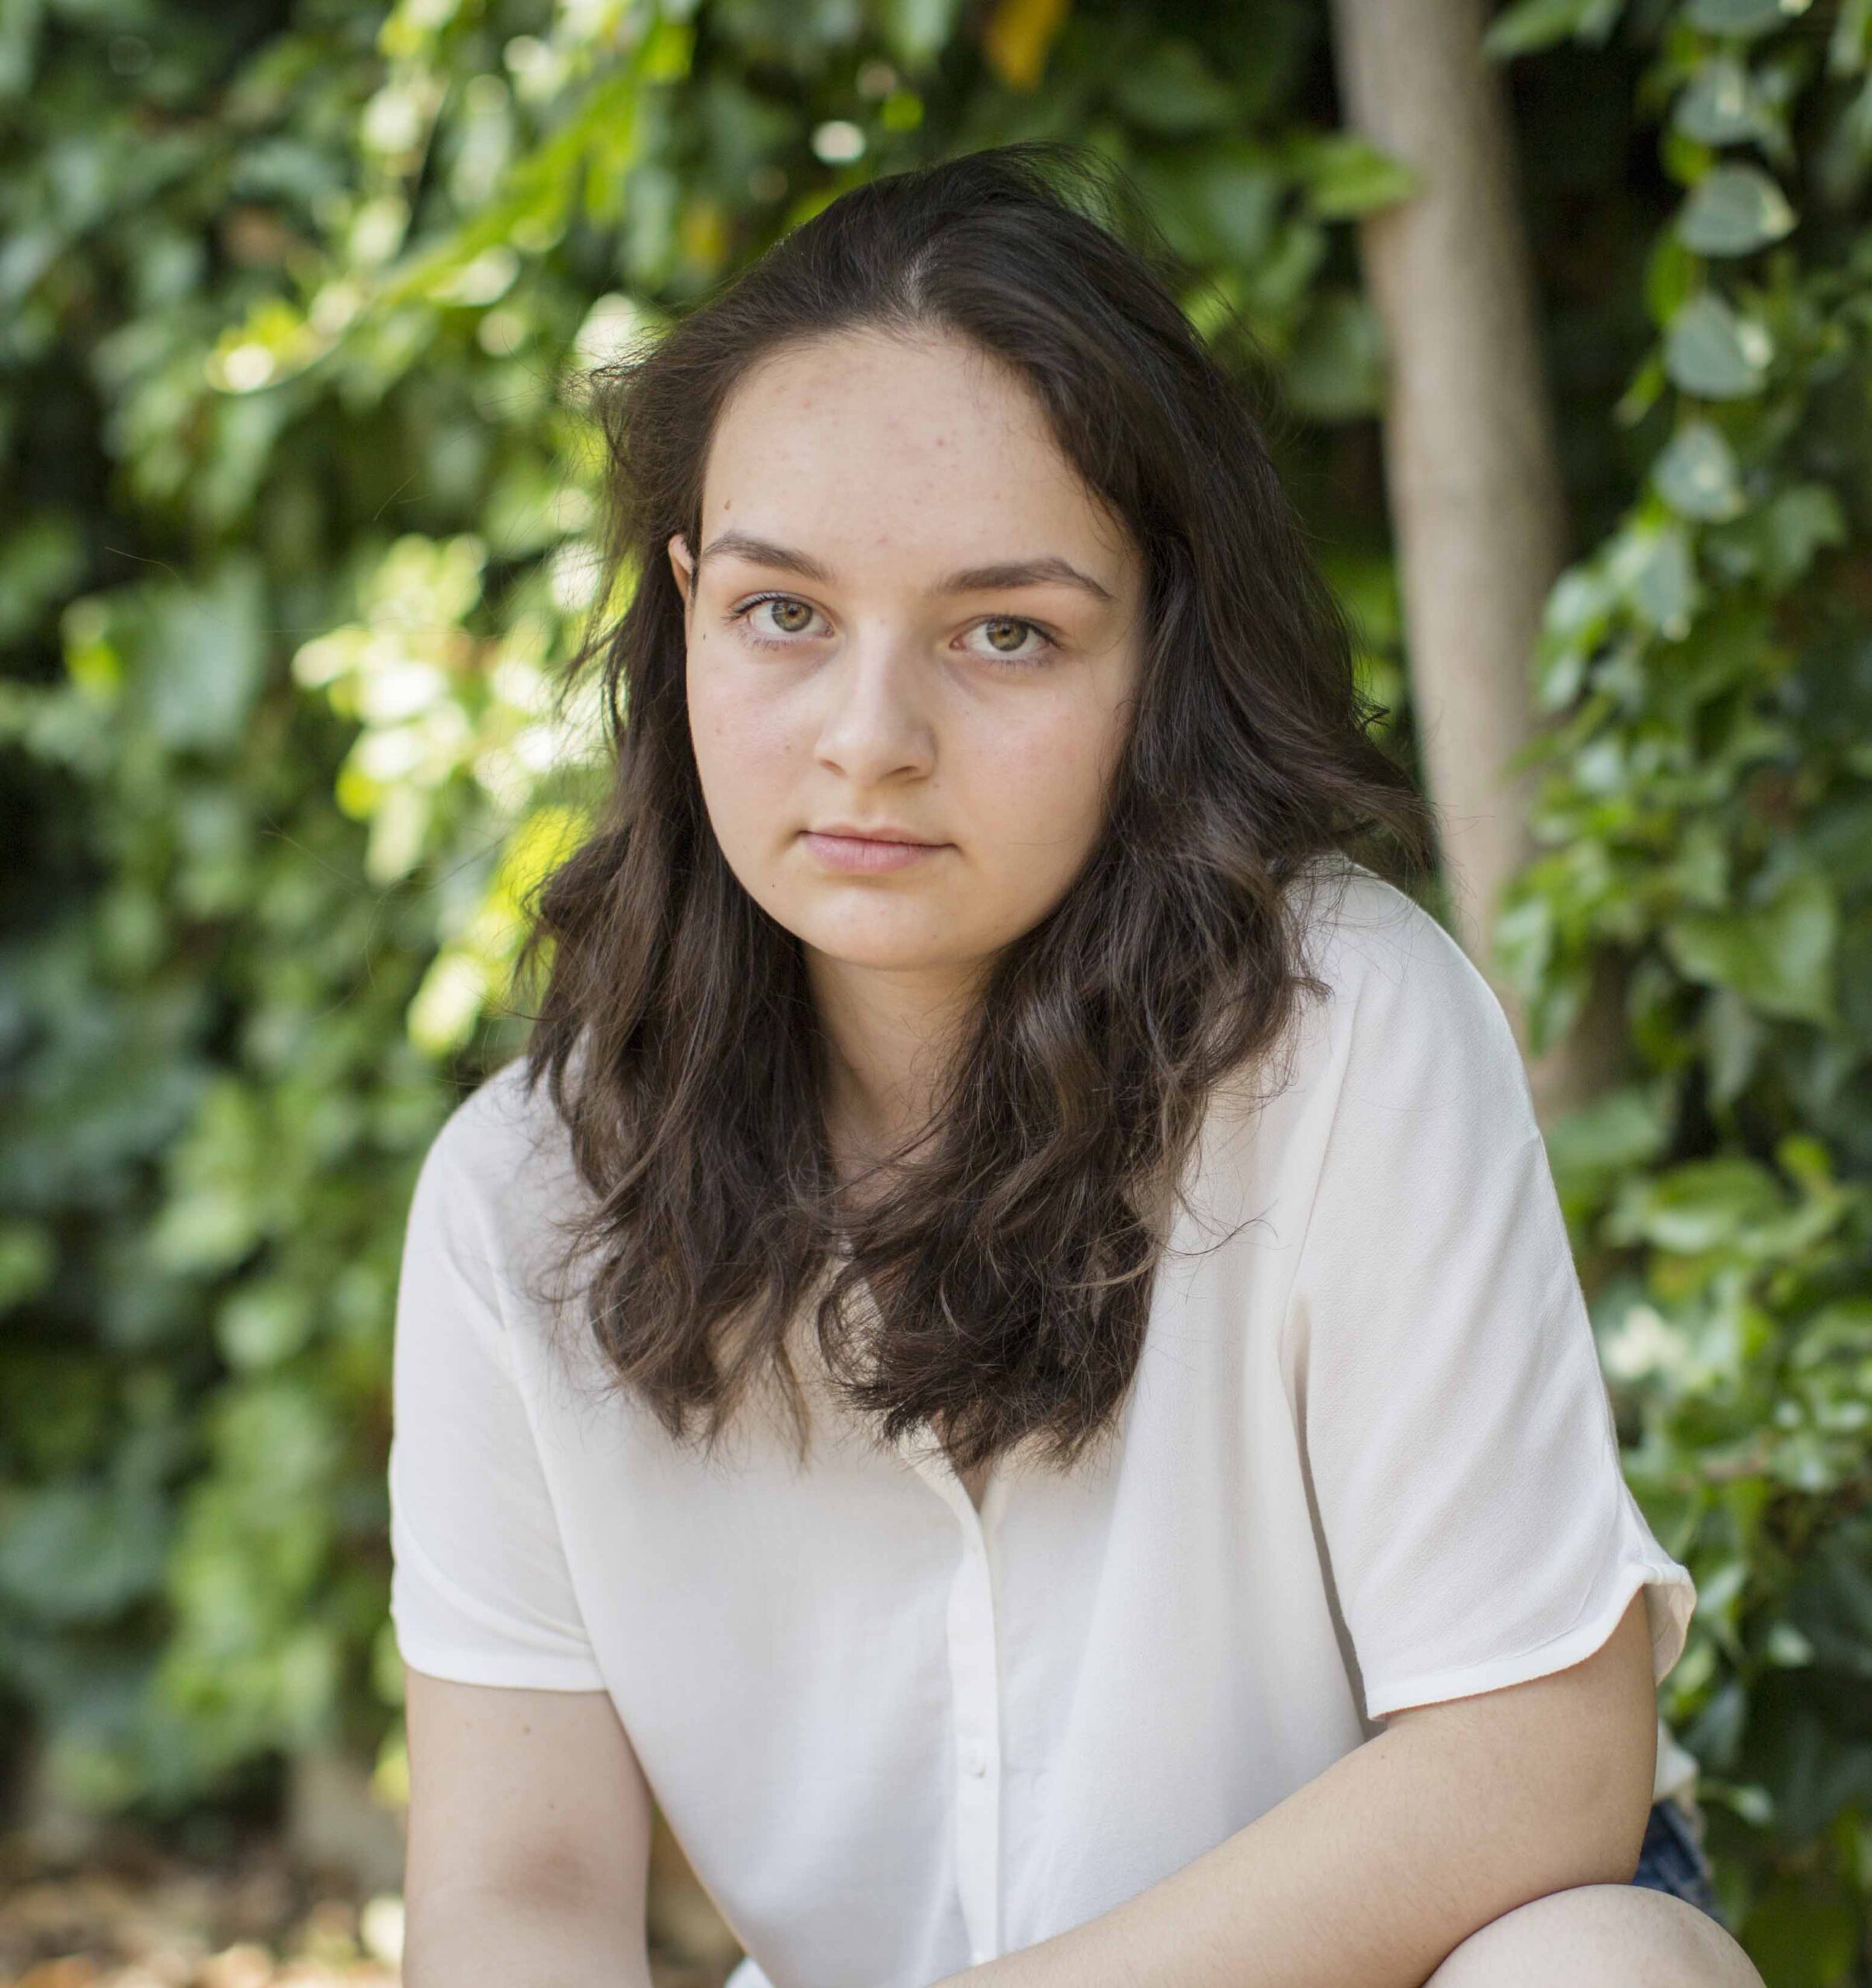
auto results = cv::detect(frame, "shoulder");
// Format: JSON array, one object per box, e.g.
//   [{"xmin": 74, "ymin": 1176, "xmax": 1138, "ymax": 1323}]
[
  {"xmin": 414, "ymin": 1055, "xmax": 589, "ymax": 1285},
  {"xmin": 1293, "ymin": 859, "xmax": 1486, "ymax": 1014},
  {"xmin": 426, "ymin": 1053, "xmax": 569, "ymax": 1183},
  {"xmin": 1285, "ymin": 857, "xmax": 1539, "ymax": 1142}
]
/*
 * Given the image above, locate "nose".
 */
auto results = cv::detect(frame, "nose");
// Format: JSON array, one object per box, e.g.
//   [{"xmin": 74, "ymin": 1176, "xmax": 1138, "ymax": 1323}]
[{"xmin": 812, "ymin": 627, "xmax": 937, "ymax": 784}]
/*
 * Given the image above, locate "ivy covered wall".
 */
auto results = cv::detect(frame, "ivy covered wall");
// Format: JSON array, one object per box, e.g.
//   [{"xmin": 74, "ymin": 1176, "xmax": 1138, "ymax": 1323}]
[{"xmin": 2, "ymin": 1, "xmax": 1868, "ymax": 1977}]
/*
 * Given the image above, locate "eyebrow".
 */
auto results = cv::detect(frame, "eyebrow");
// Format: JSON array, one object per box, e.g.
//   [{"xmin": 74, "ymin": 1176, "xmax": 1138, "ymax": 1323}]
[{"xmin": 695, "ymin": 529, "xmax": 1116, "ymax": 605}]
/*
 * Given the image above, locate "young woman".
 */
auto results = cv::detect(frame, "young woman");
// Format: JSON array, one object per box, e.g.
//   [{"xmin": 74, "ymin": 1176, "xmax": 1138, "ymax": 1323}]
[{"xmin": 388, "ymin": 144, "xmax": 1759, "ymax": 1988}]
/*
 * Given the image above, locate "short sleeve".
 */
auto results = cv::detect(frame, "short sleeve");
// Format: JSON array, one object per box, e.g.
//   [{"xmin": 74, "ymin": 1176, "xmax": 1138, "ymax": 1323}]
[
  {"xmin": 387, "ymin": 1111, "xmax": 608, "ymax": 1691},
  {"xmin": 1282, "ymin": 893, "xmax": 1696, "ymax": 1725}
]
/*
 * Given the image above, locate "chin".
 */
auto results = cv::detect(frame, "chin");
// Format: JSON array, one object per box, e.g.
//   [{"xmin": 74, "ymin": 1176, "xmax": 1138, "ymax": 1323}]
[
  {"xmin": 814, "ymin": 940, "xmax": 958, "ymax": 971},
  {"xmin": 799, "ymin": 923, "xmax": 971, "ymax": 974}
]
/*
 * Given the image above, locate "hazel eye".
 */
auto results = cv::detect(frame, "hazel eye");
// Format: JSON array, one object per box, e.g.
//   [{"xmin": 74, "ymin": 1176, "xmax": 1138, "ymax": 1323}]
[
  {"xmin": 730, "ymin": 594, "xmax": 829, "ymax": 645},
  {"xmin": 765, "ymin": 599, "xmax": 817, "ymax": 634},
  {"xmin": 725, "ymin": 595, "xmax": 1058, "ymax": 668},
  {"xmin": 962, "ymin": 617, "xmax": 1056, "ymax": 668}
]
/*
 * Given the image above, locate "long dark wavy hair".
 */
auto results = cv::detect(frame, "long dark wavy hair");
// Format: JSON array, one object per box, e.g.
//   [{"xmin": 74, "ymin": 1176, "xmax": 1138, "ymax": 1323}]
[{"xmin": 511, "ymin": 140, "xmax": 1436, "ymax": 1482}]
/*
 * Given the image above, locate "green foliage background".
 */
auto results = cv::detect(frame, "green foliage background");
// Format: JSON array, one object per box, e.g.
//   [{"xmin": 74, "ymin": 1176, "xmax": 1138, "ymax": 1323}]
[{"xmin": 2, "ymin": 0, "xmax": 1869, "ymax": 1978}]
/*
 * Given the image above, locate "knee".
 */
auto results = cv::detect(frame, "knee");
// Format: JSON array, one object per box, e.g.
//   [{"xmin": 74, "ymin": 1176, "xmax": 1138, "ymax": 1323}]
[{"xmin": 1422, "ymin": 1882, "xmax": 1765, "ymax": 1988}]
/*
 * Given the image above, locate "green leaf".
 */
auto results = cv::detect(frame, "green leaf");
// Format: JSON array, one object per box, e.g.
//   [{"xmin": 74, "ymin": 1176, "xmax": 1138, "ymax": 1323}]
[
  {"xmin": 1836, "ymin": 909, "xmax": 1872, "ymax": 1048},
  {"xmin": 149, "ymin": 1077, "xmax": 273, "ymax": 1274},
  {"xmin": 1663, "ymin": 869, "xmax": 1839, "ymax": 1024},
  {"xmin": 1708, "ymin": 482, "xmax": 1846, "ymax": 586},
  {"xmin": 1610, "ymin": 518, "xmax": 1702, "ymax": 636},
  {"xmin": 0, "ymin": 0, "xmax": 45, "ymax": 99},
  {"xmin": 1190, "ymin": 147, "xmax": 1283, "ymax": 263},
  {"xmin": 1618, "ymin": 1156, "xmax": 1787, "ymax": 1253},
  {"xmin": 1756, "ymin": 485, "xmax": 1847, "ymax": 585},
  {"xmin": 1801, "ymin": 794, "xmax": 1872, "ymax": 898},
  {"xmin": 1686, "ymin": 0, "xmax": 1811, "ymax": 34},
  {"xmin": 1546, "ymin": 1085, "xmax": 1671, "ymax": 1181},
  {"xmin": 1483, "ymin": 0, "xmax": 1625, "ymax": 57},
  {"xmin": 1652, "ymin": 419, "xmax": 1746, "ymax": 520},
  {"xmin": 1127, "ymin": 145, "xmax": 1283, "ymax": 266},
  {"xmin": 1237, "ymin": 214, "xmax": 1327, "ymax": 314},
  {"xmin": 134, "ymin": 558, "xmax": 270, "ymax": 756},
  {"xmin": 1829, "ymin": 0, "xmax": 1872, "ymax": 73},
  {"xmin": 1676, "ymin": 162, "xmax": 1797, "ymax": 254},
  {"xmin": 1642, "ymin": 228, "xmax": 1700, "ymax": 329},
  {"xmin": 1740, "ymin": 1879, "xmax": 1860, "ymax": 1988},
  {"xmin": 1109, "ymin": 40, "xmax": 1238, "ymax": 135},
  {"xmin": 1788, "ymin": 1298, "xmax": 1872, "ymax": 1371},
  {"xmin": 1532, "ymin": 564, "xmax": 1616, "ymax": 708},
  {"xmin": 0, "ymin": 1481, "xmax": 170, "ymax": 1622},
  {"xmin": 1672, "ymin": 57, "xmax": 1768, "ymax": 146},
  {"xmin": 0, "ymin": 509, "xmax": 84, "ymax": 645},
  {"xmin": 1291, "ymin": 133, "xmax": 1419, "ymax": 219},
  {"xmin": 1704, "ymin": 984, "xmax": 1765, "ymax": 1105},
  {"xmin": 1614, "ymin": 349, "xmax": 1668, "ymax": 426},
  {"xmin": 0, "ymin": 1218, "xmax": 55, "ymax": 1310},
  {"xmin": 216, "ymin": 1281, "xmax": 318, "ymax": 1371},
  {"xmin": 1792, "ymin": 633, "xmax": 1872, "ymax": 752},
  {"xmin": 1282, "ymin": 289, "xmax": 1385, "ymax": 421},
  {"xmin": 881, "ymin": 0, "xmax": 964, "ymax": 71},
  {"xmin": 1663, "ymin": 290, "xmax": 1773, "ymax": 398}
]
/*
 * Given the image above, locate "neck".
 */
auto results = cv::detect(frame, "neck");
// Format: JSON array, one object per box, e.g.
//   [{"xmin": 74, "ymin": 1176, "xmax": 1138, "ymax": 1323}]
[{"xmin": 807, "ymin": 948, "xmax": 988, "ymax": 1176}]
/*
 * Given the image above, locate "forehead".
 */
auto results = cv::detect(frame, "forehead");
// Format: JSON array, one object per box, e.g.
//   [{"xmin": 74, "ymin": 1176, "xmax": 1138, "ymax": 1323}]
[{"xmin": 698, "ymin": 327, "xmax": 1133, "ymax": 576}]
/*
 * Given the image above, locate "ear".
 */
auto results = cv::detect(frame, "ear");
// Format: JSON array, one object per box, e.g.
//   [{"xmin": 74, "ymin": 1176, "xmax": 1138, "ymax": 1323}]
[{"xmin": 667, "ymin": 532, "xmax": 695, "ymax": 606}]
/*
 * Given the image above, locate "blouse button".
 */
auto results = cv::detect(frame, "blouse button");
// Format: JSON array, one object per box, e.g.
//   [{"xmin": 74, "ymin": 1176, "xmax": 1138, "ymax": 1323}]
[{"xmin": 962, "ymin": 1739, "xmax": 988, "ymax": 1777}]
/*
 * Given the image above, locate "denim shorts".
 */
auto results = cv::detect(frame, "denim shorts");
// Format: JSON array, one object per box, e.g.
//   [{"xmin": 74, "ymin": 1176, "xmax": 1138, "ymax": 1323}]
[{"xmin": 1631, "ymin": 1794, "xmax": 1725, "ymax": 1927}]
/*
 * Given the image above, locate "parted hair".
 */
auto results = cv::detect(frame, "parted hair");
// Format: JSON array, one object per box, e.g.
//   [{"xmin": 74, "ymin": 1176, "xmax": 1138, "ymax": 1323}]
[{"xmin": 511, "ymin": 140, "xmax": 1436, "ymax": 1480}]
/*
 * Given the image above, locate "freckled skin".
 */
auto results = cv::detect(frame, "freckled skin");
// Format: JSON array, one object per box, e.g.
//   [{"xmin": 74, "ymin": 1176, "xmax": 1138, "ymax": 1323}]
[{"xmin": 669, "ymin": 327, "xmax": 1146, "ymax": 1156}]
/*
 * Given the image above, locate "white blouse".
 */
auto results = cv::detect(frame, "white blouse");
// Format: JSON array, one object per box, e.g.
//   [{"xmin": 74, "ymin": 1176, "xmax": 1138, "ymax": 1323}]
[{"xmin": 388, "ymin": 863, "xmax": 1699, "ymax": 1988}]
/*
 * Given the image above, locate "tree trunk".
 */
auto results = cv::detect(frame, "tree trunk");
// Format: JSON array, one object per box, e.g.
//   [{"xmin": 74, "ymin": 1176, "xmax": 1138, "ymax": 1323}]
[
  {"xmin": 1325, "ymin": 0, "xmax": 1620, "ymax": 1120},
  {"xmin": 1325, "ymin": 0, "xmax": 1690, "ymax": 1805}
]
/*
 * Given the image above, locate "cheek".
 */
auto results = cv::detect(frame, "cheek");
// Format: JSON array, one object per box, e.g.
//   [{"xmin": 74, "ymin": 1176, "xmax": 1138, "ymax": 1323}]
[
  {"xmin": 965, "ymin": 698, "xmax": 1120, "ymax": 842},
  {"xmin": 689, "ymin": 691, "xmax": 799, "ymax": 907},
  {"xmin": 689, "ymin": 665, "xmax": 800, "ymax": 796}
]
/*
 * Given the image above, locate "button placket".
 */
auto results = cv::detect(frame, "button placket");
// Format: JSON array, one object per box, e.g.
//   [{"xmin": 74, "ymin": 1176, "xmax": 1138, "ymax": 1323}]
[
  {"xmin": 907, "ymin": 1443, "xmax": 1005, "ymax": 1969},
  {"xmin": 949, "ymin": 1514, "xmax": 999, "ymax": 1962}
]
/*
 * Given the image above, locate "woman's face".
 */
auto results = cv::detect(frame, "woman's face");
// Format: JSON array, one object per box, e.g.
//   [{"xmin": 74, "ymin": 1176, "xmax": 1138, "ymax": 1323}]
[{"xmin": 672, "ymin": 327, "xmax": 1146, "ymax": 999}]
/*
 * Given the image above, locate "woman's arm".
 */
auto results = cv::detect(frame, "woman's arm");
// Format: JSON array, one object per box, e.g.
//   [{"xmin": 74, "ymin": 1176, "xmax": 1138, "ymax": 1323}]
[
  {"xmin": 401, "ymin": 1670, "xmax": 657, "ymax": 1988},
  {"xmin": 937, "ymin": 1591, "xmax": 1658, "ymax": 1988},
  {"xmin": 404, "ymin": 1883, "xmax": 655, "ymax": 1988}
]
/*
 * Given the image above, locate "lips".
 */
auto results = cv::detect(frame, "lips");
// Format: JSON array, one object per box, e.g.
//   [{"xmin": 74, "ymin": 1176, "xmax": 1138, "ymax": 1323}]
[
  {"xmin": 807, "ymin": 825, "xmax": 940, "ymax": 846},
  {"xmin": 801, "ymin": 829, "xmax": 949, "ymax": 873}
]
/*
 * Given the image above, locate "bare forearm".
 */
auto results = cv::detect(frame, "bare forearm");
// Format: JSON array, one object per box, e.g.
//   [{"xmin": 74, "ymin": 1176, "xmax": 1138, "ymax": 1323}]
[
  {"xmin": 936, "ymin": 1715, "xmax": 1638, "ymax": 1988},
  {"xmin": 402, "ymin": 1883, "xmax": 653, "ymax": 1988}
]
